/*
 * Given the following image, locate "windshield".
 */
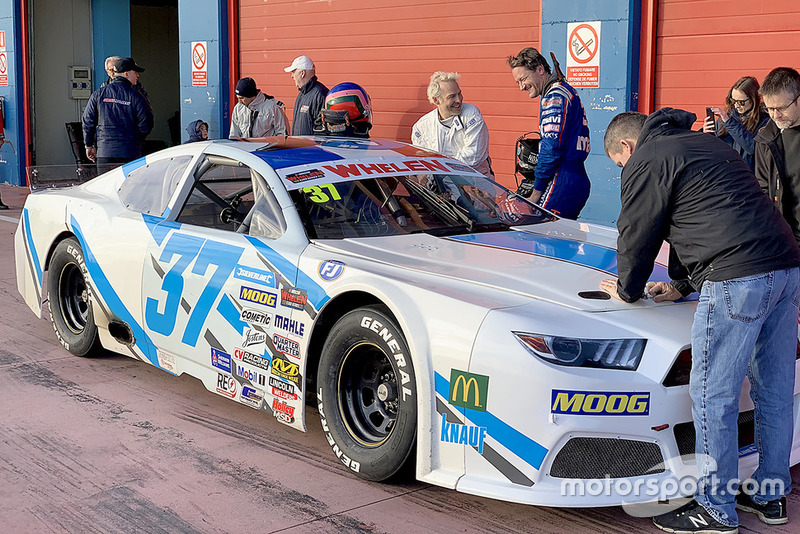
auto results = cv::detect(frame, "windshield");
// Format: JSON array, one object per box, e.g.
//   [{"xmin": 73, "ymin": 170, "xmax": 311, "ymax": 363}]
[{"xmin": 289, "ymin": 173, "xmax": 555, "ymax": 239}]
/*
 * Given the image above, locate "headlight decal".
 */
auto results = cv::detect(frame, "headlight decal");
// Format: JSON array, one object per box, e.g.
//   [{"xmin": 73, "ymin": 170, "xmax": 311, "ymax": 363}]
[
  {"xmin": 515, "ymin": 333, "xmax": 646, "ymax": 371},
  {"xmin": 434, "ymin": 371, "xmax": 548, "ymax": 471}
]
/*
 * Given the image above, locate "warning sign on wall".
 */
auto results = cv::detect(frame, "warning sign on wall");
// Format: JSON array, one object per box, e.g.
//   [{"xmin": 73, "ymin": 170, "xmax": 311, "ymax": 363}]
[
  {"xmin": 566, "ymin": 21, "xmax": 601, "ymax": 88},
  {"xmin": 191, "ymin": 41, "xmax": 207, "ymax": 87}
]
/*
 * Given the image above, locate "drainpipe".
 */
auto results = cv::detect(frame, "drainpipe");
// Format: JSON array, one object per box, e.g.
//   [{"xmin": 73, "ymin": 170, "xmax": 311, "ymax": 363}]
[{"xmin": 638, "ymin": 0, "xmax": 658, "ymax": 114}]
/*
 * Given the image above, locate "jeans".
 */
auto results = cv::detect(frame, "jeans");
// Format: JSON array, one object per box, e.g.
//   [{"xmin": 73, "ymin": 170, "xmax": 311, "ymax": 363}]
[{"xmin": 690, "ymin": 268, "xmax": 800, "ymax": 526}]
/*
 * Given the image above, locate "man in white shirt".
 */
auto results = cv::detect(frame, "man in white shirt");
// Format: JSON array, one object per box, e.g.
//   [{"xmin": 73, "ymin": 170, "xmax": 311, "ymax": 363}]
[
  {"xmin": 412, "ymin": 72, "xmax": 493, "ymax": 177},
  {"xmin": 229, "ymin": 77, "xmax": 289, "ymax": 138}
]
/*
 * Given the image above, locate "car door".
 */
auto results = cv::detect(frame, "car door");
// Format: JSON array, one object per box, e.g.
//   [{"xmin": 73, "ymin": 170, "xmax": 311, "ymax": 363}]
[{"xmin": 140, "ymin": 153, "xmax": 312, "ymax": 430}]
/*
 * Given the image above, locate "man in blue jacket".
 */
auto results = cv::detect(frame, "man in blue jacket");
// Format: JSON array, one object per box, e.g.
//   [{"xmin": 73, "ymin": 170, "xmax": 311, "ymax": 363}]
[
  {"xmin": 508, "ymin": 47, "xmax": 591, "ymax": 219},
  {"xmin": 82, "ymin": 57, "xmax": 153, "ymax": 165}
]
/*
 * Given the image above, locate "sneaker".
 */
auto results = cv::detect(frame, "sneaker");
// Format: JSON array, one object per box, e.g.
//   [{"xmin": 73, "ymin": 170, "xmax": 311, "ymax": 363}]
[
  {"xmin": 735, "ymin": 492, "xmax": 788, "ymax": 525},
  {"xmin": 653, "ymin": 499, "xmax": 738, "ymax": 534}
]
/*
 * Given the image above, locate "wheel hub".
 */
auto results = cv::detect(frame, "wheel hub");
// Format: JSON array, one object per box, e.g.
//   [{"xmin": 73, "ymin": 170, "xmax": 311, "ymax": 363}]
[{"xmin": 377, "ymin": 381, "xmax": 395, "ymax": 402}]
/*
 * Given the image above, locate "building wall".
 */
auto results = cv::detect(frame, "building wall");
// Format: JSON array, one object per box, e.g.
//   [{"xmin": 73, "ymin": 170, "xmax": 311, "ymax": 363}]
[
  {"xmin": 541, "ymin": 0, "xmax": 640, "ymax": 225},
  {"xmin": 237, "ymin": 0, "xmax": 542, "ymax": 191},
  {"xmin": 654, "ymin": 0, "xmax": 800, "ymax": 127},
  {"xmin": 178, "ymin": 0, "xmax": 229, "ymax": 143}
]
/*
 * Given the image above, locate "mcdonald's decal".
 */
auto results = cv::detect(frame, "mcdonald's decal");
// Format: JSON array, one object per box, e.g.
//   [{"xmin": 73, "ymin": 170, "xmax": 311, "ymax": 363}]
[{"xmin": 448, "ymin": 369, "xmax": 489, "ymax": 412}]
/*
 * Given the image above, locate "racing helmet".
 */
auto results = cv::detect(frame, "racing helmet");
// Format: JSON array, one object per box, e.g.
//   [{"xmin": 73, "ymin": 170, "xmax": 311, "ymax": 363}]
[
  {"xmin": 317, "ymin": 82, "xmax": 372, "ymax": 137},
  {"xmin": 515, "ymin": 132, "xmax": 540, "ymax": 179}
]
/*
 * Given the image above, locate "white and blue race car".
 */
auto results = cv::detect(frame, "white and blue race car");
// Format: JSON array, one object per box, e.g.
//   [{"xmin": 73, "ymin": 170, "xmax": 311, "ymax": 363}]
[{"xmin": 14, "ymin": 136, "xmax": 799, "ymax": 507}]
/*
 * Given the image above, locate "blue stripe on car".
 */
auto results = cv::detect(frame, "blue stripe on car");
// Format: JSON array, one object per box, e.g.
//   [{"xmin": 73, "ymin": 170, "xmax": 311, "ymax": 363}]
[
  {"xmin": 142, "ymin": 213, "xmax": 181, "ymax": 246},
  {"xmin": 447, "ymin": 231, "xmax": 671, "ymax": 282},
  {"xmin": 253, "ymin": 147, "xmax": 345, "ymax": 170},
  {"xmin": 217, "ymin": 293, "xmax": 248, "ymax": 335},
  {"xmin": 122, "ymin": 157, "xmax": 147, "ymax": 176},
  {"xmin": 244, "ymin": 235, "xmax": 330, "ymax": 310},
  {"xmin": 22, "ymin": 208, "xmax": 43, "ymax": 286},
  {"xmin": 70, "ymin": 216, "xmax": 159, "ymax": 367},
  {"xmin": 434, "ymin": 371, "xmax": 548, "ymax": 470}
]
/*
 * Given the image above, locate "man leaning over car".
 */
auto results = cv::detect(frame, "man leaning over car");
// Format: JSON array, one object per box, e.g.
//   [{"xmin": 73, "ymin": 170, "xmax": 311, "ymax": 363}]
[{"xmin": 600, "ymin": 109, "xmax": 800, "ymax": 534}]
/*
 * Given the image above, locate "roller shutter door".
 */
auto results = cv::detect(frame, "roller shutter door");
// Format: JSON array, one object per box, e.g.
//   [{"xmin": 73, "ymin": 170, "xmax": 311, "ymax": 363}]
[
  {"xmin": 653, "ymin": 0, "xmax": 800, "ymax": 122},
  {"xmin": 238, "ymin": 0, "xmax": 542, "ymax": 185}
]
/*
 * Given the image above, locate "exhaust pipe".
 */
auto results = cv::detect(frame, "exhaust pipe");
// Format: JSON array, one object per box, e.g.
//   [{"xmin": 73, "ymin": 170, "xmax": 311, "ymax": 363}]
[{"xmin": 108, "ymin": 320, "xmax": 135, "ymax": 347}]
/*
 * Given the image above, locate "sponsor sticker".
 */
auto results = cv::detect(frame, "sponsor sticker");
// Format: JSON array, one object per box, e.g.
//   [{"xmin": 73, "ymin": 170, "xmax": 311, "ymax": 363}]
[
  {"xmin": 285, "ymin": 169, "xmax": 324, "ymax": 184},
  {"xmin": 242, "ymin": 327, "xmax": 267, "ymax": 351},
  {"xmin": 270, "ymin": 375, "xmax": 296, "ymax": 395},
  {"xmin": 271, "ymin": 355, "xmax": 302, "ymax": 385},
  {"xmin": 272, "ymin": 398, "xmax": 295, "ymax": 423},
  {"xmin": 550, "ymin": 390, "xmax": 650, "ymax": 415},
  {"xmin": 211, "ymin": 348, "xmax": 232, "ymax": 373},
  {"xmin": 236, "ymin": 364, "xmax": 267, "ymax": 386},
  {"xmin": 272, "ymin": 386, "xmax": 298, "ymax": 401},
  {"xmin": 449, "ymin": 369, "xmax": 489, "ymax": 412},
  {"xmin": 239, "ymin": 286, "xmax": 278, "ymax": 308},
  {"xmin": 274, "ymin": 314, "xmax": 305, "ymax": 337},
  {"xmin": 439, "ymin": 413, "xmax": 487, "ymax": 453},
  {"xmin": 239, "ymin": 307, "xmax": 273, "ymax": 328},
  {"xmin": 318, "ymin": 260, "xmax": 345, "ymax": 281},
  {"xmin": 233, "ymin": 347, "xmax": 270, "ymax": 371},
  {"xmin": 216, "ymin": 373, "xmax": 237, "ymax": 398},
  {"xmin": 240, "ymin": 385, "xmax": 264, "ymax": 409},
  {"xmin": 281, "ymin": 287, "xmax": 308, "ymax": 310},
  {"xmin": 273, "ymin": 333, "xmax": 300, "ymax": 359},
  {"xmin": 233, "ymin": 265, "xmax": 277, "ymax": 288},
  {"xmin": 157, "ymin": 349, "xmax": 177, "ymax": 373}
]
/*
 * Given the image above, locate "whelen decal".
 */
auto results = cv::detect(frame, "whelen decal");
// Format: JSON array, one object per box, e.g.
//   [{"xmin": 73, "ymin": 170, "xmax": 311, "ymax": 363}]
[
  {"xmin": 434, "ymin": 371, "xmax": 548, "ymax": 471},
  {"xmin": 69, "ymin": 216, "xmax": 159, "ymax": 367}
]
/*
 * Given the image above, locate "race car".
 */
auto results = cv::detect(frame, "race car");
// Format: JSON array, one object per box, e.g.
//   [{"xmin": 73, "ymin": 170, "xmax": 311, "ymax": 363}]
[{"xmin": 14, "ymin": 136, "xmax": 798, "ymax": 508}]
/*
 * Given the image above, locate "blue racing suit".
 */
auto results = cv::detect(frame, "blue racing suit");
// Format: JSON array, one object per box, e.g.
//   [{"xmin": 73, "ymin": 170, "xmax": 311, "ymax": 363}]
[{"xmin": 533, "ymin": 75, "xmax": 591, "ymax": 219}]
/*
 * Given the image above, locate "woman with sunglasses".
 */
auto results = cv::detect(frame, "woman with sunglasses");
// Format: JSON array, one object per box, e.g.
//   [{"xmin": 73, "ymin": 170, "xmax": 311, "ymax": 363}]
[{"xmin": 704, "ymin": 76, "xmax": 770, "ymax": 172}]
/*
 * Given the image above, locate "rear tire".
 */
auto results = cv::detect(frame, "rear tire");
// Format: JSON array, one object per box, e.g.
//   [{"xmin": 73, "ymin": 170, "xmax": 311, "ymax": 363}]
[
  {"xmin": 47, "ymin": 237, "xmax": 100, "ymax": 356},
  {"xmin": 318, "ymin": 306, "xmax": 417, "ymax": 481}
]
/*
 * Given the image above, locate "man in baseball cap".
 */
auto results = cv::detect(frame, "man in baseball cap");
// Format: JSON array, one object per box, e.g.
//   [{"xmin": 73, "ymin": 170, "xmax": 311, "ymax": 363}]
[
  {"xmin": 113, "ymin": 57, "xmax": 145, "ymax": 74},
  {"xmin": 229, "ymin": 76, "xmax": 289, "ymax": 138},
  {"xmin": 284, "ymin": 55, "xmax": 328, "ymax": 135}
]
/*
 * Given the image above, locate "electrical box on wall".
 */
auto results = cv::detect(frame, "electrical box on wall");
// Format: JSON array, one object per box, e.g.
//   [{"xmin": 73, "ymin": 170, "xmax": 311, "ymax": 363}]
[{"xmin": 68, "ymin": 66, "xmax": 92, "ymax": 99}]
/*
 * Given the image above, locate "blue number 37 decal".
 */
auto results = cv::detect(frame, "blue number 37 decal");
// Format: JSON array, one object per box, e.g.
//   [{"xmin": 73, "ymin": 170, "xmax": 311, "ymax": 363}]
[{"xmin": 145, "ymin": 232, "xmax": 244, "ymax": 347}]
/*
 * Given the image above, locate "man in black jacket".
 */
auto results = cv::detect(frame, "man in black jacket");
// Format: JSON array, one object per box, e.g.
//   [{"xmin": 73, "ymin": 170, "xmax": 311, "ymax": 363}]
[
  {"xmin": 284, "ymin": 55, "xmax": 328, "ymax": 136},
  {"xmin": 601, "ymin": 109, "xmax": 800, "ymax": 533},
  {"xmin": 82, "ymin": 57, "xmax": 153, "ymax": 165},
  {"xmin": 756, "ymin": 67, "xmax": 800, "ymax": 246}
]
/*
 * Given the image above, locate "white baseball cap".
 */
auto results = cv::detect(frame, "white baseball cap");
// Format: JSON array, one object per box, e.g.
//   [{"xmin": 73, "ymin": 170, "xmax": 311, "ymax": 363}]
[{"xmin": 284, "ymin": 55, "xmax": 315, "ymax": 72}]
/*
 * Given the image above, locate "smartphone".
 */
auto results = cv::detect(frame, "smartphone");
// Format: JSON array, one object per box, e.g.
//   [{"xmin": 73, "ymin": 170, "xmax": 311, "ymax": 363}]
[{"xmin": 706, "ymin": 107, "xmax": 716, "ymax": 134}]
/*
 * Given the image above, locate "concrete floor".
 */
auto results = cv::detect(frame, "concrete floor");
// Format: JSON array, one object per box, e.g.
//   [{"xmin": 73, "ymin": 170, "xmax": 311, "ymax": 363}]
[{"xmin": 1, "ymin": 182, "xmax": 799, "ymax": 533}]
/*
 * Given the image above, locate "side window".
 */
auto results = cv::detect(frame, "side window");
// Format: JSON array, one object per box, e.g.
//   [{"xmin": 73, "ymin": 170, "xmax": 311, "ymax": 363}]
[
  {"xmin": 175, "ymin": 163, "xmax": 253, "ymax": 231},
  {"xmin": 118, "ymin": 155, "xmax": 193, "ymax": 215}
]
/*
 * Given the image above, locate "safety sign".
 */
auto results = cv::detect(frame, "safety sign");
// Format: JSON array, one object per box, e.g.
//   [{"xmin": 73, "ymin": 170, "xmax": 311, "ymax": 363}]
[
  {"xmin": 191, "ymin": 41, "xmax": 207, "ymax": 87},
  {"xmin": 566, "ymin": 21, "xmax": 601, "ymax": 88}
]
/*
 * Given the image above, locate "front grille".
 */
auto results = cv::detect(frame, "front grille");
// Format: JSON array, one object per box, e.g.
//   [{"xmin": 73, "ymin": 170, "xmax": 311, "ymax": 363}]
[
  {"xmin": 674, "ymin": 410, "xmax": 755, "ymax": 456},
  {"xmin": 549, "ymin": 437, "xmax": 665, "ymax": 479}
]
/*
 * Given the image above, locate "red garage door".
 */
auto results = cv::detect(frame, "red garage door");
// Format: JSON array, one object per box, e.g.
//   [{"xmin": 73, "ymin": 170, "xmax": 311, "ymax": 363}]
[
  {"xmin": 238, "ymin": 0, "xmax": 542, "ymax": 187},
  {"xmin": 652, "ymin": 0, "xmax": 800, "ymax": 124}
]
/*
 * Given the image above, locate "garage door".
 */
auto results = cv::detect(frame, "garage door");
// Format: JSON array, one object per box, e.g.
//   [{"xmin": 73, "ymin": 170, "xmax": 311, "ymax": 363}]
[
  {"xmin": 238, "ymin": 0, "xmax": 542, "ymax": 186},
  {"xmin": 653, "ymin": 0, "xmax": 800, "ymax": 123}
]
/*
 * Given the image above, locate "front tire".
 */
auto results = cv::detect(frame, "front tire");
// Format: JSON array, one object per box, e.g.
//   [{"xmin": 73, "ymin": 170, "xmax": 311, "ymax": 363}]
[
  {"xmin": 318, "ymin": 306, "xmax": 417, "ymax": 481},
  {"xmin": 47, "ymin": 237, "xmax": 100, "ymax": 356}
]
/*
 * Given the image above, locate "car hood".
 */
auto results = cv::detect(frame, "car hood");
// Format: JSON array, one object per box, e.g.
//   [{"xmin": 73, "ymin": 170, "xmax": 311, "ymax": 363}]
[{"xmin": 313, "ymin": 221, "xmax": 684, "ymax": 312}]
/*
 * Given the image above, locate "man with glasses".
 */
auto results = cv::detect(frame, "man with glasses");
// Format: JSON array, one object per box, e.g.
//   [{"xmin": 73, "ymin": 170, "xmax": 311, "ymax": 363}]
[
  {"xmin": 507, "ymin": 47, "xmax": 591, "ymax": 219},
  {"xmin": 756, "ymin": 67, "xmax": 800, "ymax": 246}
]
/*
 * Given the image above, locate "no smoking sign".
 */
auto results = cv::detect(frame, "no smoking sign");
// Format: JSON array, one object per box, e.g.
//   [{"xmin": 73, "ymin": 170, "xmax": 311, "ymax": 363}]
[
  {"xmin": 191, "ymin": 41, "xmax": 207, "ymax": 87},
  {"xmin": 566, "ymin": 21, "xmax": 601, "ymax": 88}
]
